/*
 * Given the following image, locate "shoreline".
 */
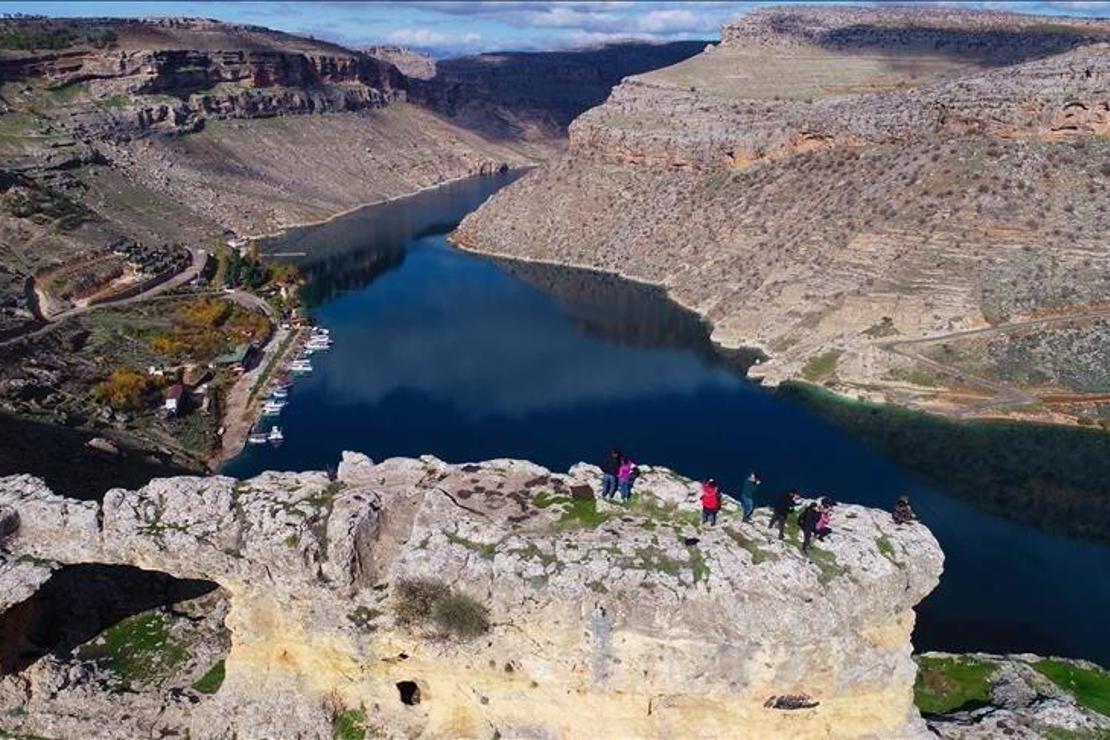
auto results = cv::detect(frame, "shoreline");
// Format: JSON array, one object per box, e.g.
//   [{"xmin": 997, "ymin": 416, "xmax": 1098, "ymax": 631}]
[
  {"xmin": 450, "ymin": 233, "xmax": 1098, "ymax": 431},
  {"xmin": 242, "ymin": 166, "xmax": 538, "ymax": 245}
]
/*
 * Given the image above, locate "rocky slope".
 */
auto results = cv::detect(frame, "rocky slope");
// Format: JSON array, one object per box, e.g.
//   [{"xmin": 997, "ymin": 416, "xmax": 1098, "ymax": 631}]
[
  {"xmin": 0, "ymin": 452, "xmax": 945, "ymax": 738},
  {"xmin": 455, "ymin": 6, "xmax": 1110, "ymax": 427}
]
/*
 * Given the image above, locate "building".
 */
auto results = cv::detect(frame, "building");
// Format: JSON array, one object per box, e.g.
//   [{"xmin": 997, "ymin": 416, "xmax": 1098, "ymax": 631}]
[
  {"xmin": 212, "ymin": 344, "xmax": 258, "ymax": 374},
  {"xmin": 163, "ymin": 383, "xmax": 185, "ymax": 417}
]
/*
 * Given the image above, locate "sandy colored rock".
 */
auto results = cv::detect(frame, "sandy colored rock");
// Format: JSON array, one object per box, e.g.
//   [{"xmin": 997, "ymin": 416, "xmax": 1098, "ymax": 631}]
[{"xmin": 0, "ymin": 454, "xmax": 944, "ymax": 738}]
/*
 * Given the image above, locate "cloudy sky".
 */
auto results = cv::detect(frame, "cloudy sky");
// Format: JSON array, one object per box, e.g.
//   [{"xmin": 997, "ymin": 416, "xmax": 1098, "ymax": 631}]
[{"xmin": 3, "ymin": 1, "xmax": 1109, "ymax": 56}]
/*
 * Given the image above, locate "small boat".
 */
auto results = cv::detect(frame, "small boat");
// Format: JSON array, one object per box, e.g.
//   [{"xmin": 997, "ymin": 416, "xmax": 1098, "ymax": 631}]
[
  {"xmin": 248, "ymin": 431, "xmax": 268, "ymax": 444},
  {"xmin": 262, "ymin": 401, "xmax": 285, "ymax": 416},
  {"xmin": 267, "ymin": 426, "xmax": 284, "ymax": 442},
  {"xmin": 290, "ymin": 360, "xmax": 313, "ymax": 374},
  {"xmin": 270, "ymin": 388, "xmax": 289, "ymax": 400},
  {"xmin": 311, "ymin": 327, "xmax": 330, "ymax": 336}
]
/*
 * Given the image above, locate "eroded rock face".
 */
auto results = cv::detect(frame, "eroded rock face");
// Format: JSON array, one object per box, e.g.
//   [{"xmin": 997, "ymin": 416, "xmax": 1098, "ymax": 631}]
[
  {"xmin": 455, "ymin": 7, "xmax": 1110, "ymax": 427},
  {"xmin": 0, "ymin": 454, "xmax": 943, "ymax": 738}
]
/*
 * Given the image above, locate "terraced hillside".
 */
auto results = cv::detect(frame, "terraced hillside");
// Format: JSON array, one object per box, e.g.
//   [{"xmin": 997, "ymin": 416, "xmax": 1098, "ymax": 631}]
[{"xmin": 456, "ymin": 5, "xmax": 1110, "ymax": 427}]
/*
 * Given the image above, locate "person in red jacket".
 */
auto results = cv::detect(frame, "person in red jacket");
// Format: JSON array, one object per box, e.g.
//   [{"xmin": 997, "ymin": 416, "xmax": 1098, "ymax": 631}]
[{"xmin": 700, "ymin": 478, "xmax": 722, "ymax": 525}]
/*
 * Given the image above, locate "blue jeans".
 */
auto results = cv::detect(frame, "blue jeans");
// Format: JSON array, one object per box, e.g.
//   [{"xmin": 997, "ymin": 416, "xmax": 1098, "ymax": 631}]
[
  {"xmin": 702, "ymin": 508, "xmax": 718, "ymax": 525},
  {"xmin": 601, "ymin": 474, "xmax": 617, "ymax": 499},
  {"xmin": 618, "ymin": 478, "xmax": 632, "ymax": 501},
  {"xmin": 741, "ymin": 496, "xmax": 754, "ymax": 521}
]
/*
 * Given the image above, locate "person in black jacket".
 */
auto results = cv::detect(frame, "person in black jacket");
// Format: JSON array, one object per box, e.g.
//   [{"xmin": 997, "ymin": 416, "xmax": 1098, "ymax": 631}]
[
  {"xmin": 599, "ymin": 448, "xmax": 622, "ymax": 501},
  {"xmin": 799, "ymin": 501, "xmax": 821, "ymax": 553},
  {"xmin": 768, "ymin": 490, "xmax": 799, "ymax": 540}
]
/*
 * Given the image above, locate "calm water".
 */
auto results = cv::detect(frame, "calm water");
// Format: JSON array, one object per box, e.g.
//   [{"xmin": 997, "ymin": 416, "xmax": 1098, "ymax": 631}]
[{"xmin": 227, "ymin": 172, "xmax": 1110, "ymax": 664}]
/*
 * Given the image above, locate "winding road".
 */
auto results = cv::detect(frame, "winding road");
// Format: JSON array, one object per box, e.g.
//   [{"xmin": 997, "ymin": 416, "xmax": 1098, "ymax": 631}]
[
  {"xmin": 0, "ymin": 248, "xmax": 210, "ymax": 348},
  {"xmin": 878, "ymin": 308, "xmax": 1110, "ymax": 415}
]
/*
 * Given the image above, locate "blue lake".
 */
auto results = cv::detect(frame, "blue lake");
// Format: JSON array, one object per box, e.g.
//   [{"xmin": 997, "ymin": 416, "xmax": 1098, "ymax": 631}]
[{"xmin": 226, "ymin": 172, "xmax": 1110, "ymax": 664}]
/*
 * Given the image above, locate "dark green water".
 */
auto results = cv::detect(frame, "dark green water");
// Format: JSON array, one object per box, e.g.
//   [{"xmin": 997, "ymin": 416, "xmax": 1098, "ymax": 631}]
[{"xmin": 226, "ymin": 172, "xmax": 1110, "ymax": 665}]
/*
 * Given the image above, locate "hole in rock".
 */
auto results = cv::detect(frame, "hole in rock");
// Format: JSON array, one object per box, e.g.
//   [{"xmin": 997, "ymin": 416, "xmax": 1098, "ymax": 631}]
[
  {"xmin": 0, "ymin": 563, "xmax": 221, "ymax": 675},
  {"xmin": 397, "ymin": 680, "xmax": 421, "ymax": 705},
  {"xmin": 683, "ymin": 537, "xmax": 700, "ymax": 546}
]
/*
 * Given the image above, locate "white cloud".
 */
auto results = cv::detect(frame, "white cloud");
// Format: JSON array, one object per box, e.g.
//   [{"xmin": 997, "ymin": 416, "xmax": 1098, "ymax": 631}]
[{"xmin": 387, "ymin": 27, "xmax": 483, "ymax": 49}]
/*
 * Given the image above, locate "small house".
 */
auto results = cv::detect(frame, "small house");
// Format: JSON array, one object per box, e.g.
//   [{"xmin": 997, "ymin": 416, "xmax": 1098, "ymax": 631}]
[
  {"xmin": 212, "ymin": 344, "xmax": 258, "ymax": 374},
  {"xmin": 163, "ymin": 383, "xmax": 185, "ymax": 416}
]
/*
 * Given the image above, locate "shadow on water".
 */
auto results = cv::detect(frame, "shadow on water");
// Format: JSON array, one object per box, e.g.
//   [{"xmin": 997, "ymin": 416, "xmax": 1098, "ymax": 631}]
[
  {"xmin": 228, "ymin": 172, "xmax": 1110, "ymax": 665},
  {"xmin": 782, "ymin": 384, "xmax": 1110, "ymax": 544},
  {"xmin": 494, "ymin": 258, "xmax": 767, "ymax": 373}
]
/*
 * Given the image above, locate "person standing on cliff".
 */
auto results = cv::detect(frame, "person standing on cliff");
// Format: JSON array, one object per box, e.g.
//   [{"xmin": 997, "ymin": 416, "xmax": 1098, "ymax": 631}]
[
  {"xmin": 700, "ymin": 478, "xmax": 722, "ymax": 525},
  {"xmin": 799, "ymin": 500, "xmax": 820, "ymax": 553},
  {"xmin": 617, "ymin": 455, "xmax": 638, "ymax": 502},
  {"xmin": 600, "ymin": 448, "xmax": 622, "ymax": 501},
  {"xmin": 769, "ymin": 490, "xmax": 799, "ymax": 540},
  {"xmin": 739, "ymin": 472, "xmax": 761, "ymax": 523}
]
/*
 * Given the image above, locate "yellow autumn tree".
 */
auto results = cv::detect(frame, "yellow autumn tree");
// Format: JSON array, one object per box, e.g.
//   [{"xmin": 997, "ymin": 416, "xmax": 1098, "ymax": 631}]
[{"xmin": 92, "ymin": 366, "xmax": 155, "ymax": 410}]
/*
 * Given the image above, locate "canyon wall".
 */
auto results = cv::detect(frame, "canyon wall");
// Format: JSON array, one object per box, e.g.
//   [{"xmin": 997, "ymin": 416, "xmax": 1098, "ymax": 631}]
[
  {"xmin": 455, "ymin": 7, "xmax": 1110, "ymax": 427},
  {"xmin": 0, "ymin": 453, "xmax": 943, "ymax": 738}
]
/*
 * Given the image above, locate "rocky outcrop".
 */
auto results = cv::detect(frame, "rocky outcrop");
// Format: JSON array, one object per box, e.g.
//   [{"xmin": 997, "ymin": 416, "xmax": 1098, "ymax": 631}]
[
  {"xmin": 919, "ymin": 652, "xmax": 1110, "ymax": 739},
  {"xmin": 364, "ymin": 46, "xmax": 437, "ymax": 81},
  {"xmin": 455, "ymin": 7, "xmax": 1110, "ymax": 427},
  {"xmin": 0, "ymin": 454, "xmax": 944, "ymax": 738}
]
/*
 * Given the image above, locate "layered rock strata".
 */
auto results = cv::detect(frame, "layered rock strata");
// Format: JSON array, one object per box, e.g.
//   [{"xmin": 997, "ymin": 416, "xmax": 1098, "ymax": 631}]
[{"xmin": 0, "ymin": 453, "xmax": 944, "ymax": 738}]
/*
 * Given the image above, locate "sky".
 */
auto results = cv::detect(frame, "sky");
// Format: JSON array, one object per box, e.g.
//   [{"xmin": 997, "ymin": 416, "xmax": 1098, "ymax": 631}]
[{"xmin": 1, "ymin": 1, "xmax": 1108, "ymax": 56}]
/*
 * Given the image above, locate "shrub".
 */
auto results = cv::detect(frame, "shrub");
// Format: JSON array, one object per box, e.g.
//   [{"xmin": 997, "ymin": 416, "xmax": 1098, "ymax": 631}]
[
  {"xmin": 432, "ymin": 593, "xmax": 490, "ymax": 639},
  {"xmin": 392, "ymin": 578, "xmax": 489, "ymax": 639},
  {"xmin": 393, "ymin": 578, "xmax": 449, "ymax": 625}
]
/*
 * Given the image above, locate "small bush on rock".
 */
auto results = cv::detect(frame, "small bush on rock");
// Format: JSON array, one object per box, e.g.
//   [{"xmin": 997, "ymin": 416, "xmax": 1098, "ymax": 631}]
[
  {"xmin": 432, "ymin": 593, "xmax": 490, "ymax": 639},
  {"xmin": 393, "ymin": 578, "xmax": 449, "ymax": 624},
  {"xmin": 393, "ymin": 578, "xmax": 490, "ymax": 639}
]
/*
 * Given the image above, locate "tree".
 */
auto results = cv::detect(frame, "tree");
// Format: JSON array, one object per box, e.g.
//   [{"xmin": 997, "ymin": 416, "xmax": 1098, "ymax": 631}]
[{"xmin": 92, "ymin": 366, "xmax": 156, "ymax": 410}]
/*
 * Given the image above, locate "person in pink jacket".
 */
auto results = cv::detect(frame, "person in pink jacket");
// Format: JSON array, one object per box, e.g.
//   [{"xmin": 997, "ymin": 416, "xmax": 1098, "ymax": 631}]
[{"xmin": 617, "ymin": 457, "xmax": 637, "ymax": 501}]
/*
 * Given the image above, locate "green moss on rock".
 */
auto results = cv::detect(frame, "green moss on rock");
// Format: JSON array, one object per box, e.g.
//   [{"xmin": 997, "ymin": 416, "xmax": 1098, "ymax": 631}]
[{"xmin": 914, "ymin": 655, "xmax": 996, "ymax": 715}]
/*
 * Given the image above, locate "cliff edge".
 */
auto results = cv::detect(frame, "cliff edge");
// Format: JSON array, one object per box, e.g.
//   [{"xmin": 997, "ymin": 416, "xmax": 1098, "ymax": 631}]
[{"xmin": 0, "ymin": 453, "xmax": 942, "ymax": 738}]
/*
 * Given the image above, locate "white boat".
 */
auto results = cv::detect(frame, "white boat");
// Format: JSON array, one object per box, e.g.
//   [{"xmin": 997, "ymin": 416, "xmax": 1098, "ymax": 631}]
[
  {"xmin": 262, "ymin": 401, "xmax": 285, "ymax": 416},
  {"xmin": 290, "ymin": 360, "xmax": 313, "ymax": 374},
  {"xmin": 311, "ymin": 327, "xmax": 330, "ymax": 336},
  {"xmin": 248, "ymin": 431, "xmax": 268, "ymax": 444},
  {"xmin": 270, "ymin": 388, "xmax": 288, "ymax": 400},
  {"xmin": 267, "ymin": 426, "xmax": 284, "ymax": 442}
]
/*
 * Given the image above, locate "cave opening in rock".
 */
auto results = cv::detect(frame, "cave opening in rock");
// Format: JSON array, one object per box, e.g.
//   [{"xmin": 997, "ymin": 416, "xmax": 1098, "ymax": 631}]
[
  {"xmin": 0, "ymin": 563, "xmax": 220, "ymax": 675},
  {"xmin": 396, "ymin": 680, "xmax": 421, "ymax": 705}
]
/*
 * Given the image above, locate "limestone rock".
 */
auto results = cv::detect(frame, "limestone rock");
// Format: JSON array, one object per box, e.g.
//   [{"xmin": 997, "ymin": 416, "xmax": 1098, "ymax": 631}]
[
  {"xmin": 921, "ymin": 652, "xmax": 1110, "ymax": 739},
  {"xmin": 0, "ymin": 455, "xmax": 944, "ymax": 738}
]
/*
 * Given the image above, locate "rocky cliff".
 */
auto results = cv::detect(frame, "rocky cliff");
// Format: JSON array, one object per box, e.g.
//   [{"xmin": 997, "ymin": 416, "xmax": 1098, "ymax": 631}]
[
  {"xmin": 455, "ymin": 7, "xmax": 1110, "ymax": 428},
  {"xmin": 0, "ymin": 453, "xmax": 943, "ymax": 738},
  {"xmin": 410, "ymin": 41, "xmax": 706, "ymax": 142}
]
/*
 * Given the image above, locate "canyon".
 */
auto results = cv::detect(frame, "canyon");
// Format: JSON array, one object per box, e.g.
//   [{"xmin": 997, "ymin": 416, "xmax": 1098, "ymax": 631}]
[
  {"xmin": 456, "ymin": 6, "xmax": 1110, "ymax": 428},
  {"xmin": 0, "ymin": 16, "xmax": 703, "ymax": 478},
  {"xmin": 2, "ymin": 456, "xmax": 1107, "ymax": 739}
]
